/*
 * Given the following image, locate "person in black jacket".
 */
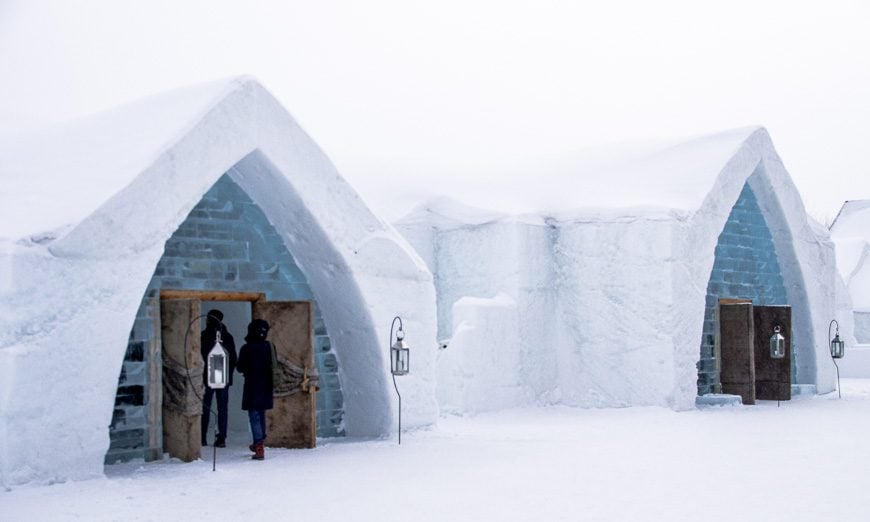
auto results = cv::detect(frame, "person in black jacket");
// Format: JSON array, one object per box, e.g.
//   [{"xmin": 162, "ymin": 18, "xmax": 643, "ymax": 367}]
[
  {"xmin": 236, "ymin": 318, "xmax": 274, "ymax": 461},
  {"xmin": 200, "ymin": 309, "xmax": 237, "ymax": 448}
]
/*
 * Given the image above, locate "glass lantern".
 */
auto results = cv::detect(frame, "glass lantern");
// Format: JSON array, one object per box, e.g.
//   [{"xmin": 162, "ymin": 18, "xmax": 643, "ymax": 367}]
[
  {"xmin": 770, "ymin": 326, "xmax": 786, "ymax": 359},
  {"xmin": 831, "ymin": 332, "xmax": 845, "ymax": 359},
  {"xmin": 207, "ymin": 331, "xmax": 229, "ymax": 389},
  {"xmin": 391, "ymin": 329, "xmax": 410, "ymax": 376}
]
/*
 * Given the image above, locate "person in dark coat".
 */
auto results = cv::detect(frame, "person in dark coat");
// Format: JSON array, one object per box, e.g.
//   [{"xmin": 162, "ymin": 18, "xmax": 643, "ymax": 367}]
[
  {"xmin": 236, "ymin": 318, "xmax": 274, "ymax": 460},
  {"xmin": 200, "ymin": 309, "xmax": 237, "ymax": 448}
]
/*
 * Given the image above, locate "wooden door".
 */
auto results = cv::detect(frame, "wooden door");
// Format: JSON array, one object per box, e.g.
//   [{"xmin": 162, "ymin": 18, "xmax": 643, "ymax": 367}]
[
  {"xmin": 160, "ymin": 299, "xmax": 202, "ymax": 461},
  {"xmin": 252, "ymin": 301, "xmax": 316, "ymax": 448},
  {"xmin": 753, "ymin": 305, "xmax": 791, "ymax": 401},
  {"xmin": 719, "ymin": 301, "xmax": 756, "ymax": 404}
]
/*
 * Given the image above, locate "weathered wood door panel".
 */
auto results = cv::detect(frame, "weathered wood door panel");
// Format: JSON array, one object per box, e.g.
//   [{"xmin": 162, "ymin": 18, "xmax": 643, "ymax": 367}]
[
  {"xmin": 160, "ymin": 299, "xmax": 202, "ymax": 462},
  {"xmin": 719, "ymin": 301, "xmax": 756, "ymax": 405},
  {"xmin": 252, "ymin": 301, "xmax": 316, "ymax": 449},
  {"xmin": 753, "ymin": 306, "xmax": 791, "ymax": 401}
]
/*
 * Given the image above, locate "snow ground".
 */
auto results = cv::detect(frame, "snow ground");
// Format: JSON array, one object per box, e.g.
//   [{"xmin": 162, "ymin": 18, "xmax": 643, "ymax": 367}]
[{"xmin": 4, "ymin": 380, "xmax": 870, "ymax": 521}]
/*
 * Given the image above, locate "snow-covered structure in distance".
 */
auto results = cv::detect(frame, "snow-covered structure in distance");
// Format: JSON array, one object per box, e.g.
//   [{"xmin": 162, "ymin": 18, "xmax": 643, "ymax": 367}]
[
  {"xmin": 830, "ymin": 200, "xmax": 870, "ymax": 376},
  {"xmin": 397, "ymin": 127, "xmax": 846, "ymax": 414},
  {"xmin": 0, "ymin": 77, "xmax": 437, "ymax": 487}
]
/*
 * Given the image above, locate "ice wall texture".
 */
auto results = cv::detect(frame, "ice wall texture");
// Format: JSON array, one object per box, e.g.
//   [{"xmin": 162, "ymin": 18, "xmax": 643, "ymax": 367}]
[
  {"xmin": 697, "ymin": 183, "xmax": 788, "ymax": 395},
  {"xmin": 399, "ymin": 204, "xmax": 682, "ymax": 412},
  {"xmin": 106, "ymin": 175, "xmax": 345, "ymax": 464},
  {"xmin": 419, "ymin": 218, "xmax": 558, "ymax": 413},
  {"xmin": 556, "ymin": 213, "xmax": 683, "ymax": 408}
]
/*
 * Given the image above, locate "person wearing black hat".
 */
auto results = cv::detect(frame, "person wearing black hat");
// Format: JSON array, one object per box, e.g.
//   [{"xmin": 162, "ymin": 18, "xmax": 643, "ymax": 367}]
[
  {"xmin": 200, "ymin": 309, "xmax": 237, "ymax": 448},
  {"xmin": 236, "ymin": 318, "xmax": 274, "ymax": 460}
]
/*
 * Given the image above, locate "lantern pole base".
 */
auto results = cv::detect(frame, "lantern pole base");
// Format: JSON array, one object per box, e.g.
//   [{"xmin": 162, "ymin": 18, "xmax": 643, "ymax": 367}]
[{"xmin": 393, "ymin": 373, "xmax": 402, "ymax": 445}]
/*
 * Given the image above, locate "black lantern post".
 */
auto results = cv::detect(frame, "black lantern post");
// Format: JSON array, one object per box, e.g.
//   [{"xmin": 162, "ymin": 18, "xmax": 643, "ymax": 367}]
[
  {"xmin": 390, "ymin": 316, "xmax": 410, "ymax": 444},
  {"xmin": 770, "ymin": 326, "xmax": 785, "ymax": 407},
  {"xmin": 829, "ymin": 319, "xmax": 845, "ymax": 398}
]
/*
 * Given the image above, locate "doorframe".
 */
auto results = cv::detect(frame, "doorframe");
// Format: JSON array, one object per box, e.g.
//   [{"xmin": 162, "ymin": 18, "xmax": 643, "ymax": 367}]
[
  {"xmin": 155, "ymin": 289, "xmax": 319, "ymax": 456},
  {"xmin": 715, "ymin": 299, "xmax": 752, "ymax": 394},
  {"xmin": 155, "ymin": 289, "xmax": 265, "ymax": 459},
  {"xmin": 160, "ymin": 289, "xmax": 266, "ymax": 303},
  {"xmin": 716, "ymin": 299, "xmax": 793, "ymax": 403}
]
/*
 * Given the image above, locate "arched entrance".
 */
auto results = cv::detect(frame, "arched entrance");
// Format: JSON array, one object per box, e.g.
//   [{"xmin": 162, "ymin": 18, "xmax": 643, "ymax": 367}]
[
  {"xmin": 106, "ymin": 173, "xmax": 344, "ymax": 463},
  {"xmin": 696, "ymin": 165, "xmax": 812, "ymax": 399}
]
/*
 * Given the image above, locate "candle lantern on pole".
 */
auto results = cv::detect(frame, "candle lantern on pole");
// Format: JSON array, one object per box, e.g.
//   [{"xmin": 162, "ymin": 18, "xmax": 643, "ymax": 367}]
[
  {"xmin": 389, "ymin": 316, "xmax": 410, "ymax": 444},
  {"xmin": 207, "ymin": 330, "xmax": 229, "ymax": 389},
  {"xmin": 829, "ymin": 319, "xmax": 845, "ymax": 398},
  {"xmin": 770, "ymin": 326, "xmax": 785, "ymax": 407},
  {"xmin": 391, "ymin": 327, "xmax": 410, "ymax": 376}
]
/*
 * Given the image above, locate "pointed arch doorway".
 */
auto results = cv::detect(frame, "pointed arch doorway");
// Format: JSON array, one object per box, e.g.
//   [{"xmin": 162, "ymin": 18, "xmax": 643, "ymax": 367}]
[
  {"xmin": 697, "ymin": 173, "xmax": 808, "ymax": 399},
  {"xmin": 106, "ymin": 171, "xmax": 348, "ymax": 465}
]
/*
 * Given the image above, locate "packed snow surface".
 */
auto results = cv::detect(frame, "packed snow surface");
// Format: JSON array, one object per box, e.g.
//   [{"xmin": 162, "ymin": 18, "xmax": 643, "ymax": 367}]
[{"xmin": 3, "ymin": 380, "xmax": 870, "ymax": 521}]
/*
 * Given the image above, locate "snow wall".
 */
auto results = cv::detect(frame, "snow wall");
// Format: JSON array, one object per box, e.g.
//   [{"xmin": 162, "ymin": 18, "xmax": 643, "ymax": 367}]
[
  {"xmin": 397, "ymin": 128, "xmax": 842, "ymax": 415},
  {"xmin": 830, "ymin": 200, "xmax": 870, "ymax": 376},
  {"xmin": 0, "ymin": 77, "xmax": 438, "ymax": 487}
]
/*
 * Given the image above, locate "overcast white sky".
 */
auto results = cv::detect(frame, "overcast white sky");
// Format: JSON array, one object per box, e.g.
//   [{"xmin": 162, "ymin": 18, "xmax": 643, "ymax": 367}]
[{"xmin": 0, "ymin": 0, "xmax": 868, "ymax": 222}]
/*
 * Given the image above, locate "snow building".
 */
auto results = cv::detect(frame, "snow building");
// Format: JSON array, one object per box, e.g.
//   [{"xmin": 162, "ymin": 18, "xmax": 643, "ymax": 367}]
[
  {"xmin": 0, "ymin": 77, "xmax": 437, "ymax": 487},
  {"xmin": 396, "ymin": 127, "xmax": 845, "ymax": 414},
  {"xmin": 830, "ymin": 200, "xmax": 870, "ymax": 376}
]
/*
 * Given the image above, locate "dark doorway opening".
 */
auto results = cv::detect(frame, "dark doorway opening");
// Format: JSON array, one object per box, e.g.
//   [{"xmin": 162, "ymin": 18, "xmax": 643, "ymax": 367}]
[
  {"xmin": 159, "ymin": 290, "xmax": 316, "ymax": 462},
  {"xmin": 719, "ymin": 299, "xmax": 791, "ymax": 404}
]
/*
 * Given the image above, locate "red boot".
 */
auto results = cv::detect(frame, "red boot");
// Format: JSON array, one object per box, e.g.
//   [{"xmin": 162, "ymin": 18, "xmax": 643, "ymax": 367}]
[{"xmin": 252, "ymin": 442, "xmax": 265, "ymax": 461}]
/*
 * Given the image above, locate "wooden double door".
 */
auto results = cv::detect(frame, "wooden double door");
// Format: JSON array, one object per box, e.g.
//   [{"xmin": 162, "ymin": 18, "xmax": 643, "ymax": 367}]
[
  {"xmin": 159, "ymin": 291, "xmax": 316, "ymax": 461},
  {"xmin": 718, "ymin": 300, "xmax": 791, "ymax": 405}
]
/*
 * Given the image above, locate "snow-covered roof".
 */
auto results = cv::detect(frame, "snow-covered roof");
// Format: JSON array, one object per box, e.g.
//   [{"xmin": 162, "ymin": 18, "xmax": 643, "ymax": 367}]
[
  {"xmin": 399, "ymin": 126, "xmax": 770, "ymax": 227},
  {"xmin": 397, "ymin": 196, "xmax": 509, "ymax": 229},
  {"xmin": 0, "ymin": 78, "xmax": 244, "ymax": 241},
  {"xmin": 555, "ymin": 126, "xmax": 764, "ymax": 211},
  {"xmin": 831, "ymin": 200, "xmax": 870, "ymax": 238},
  {"xmin": 397, "ymin": 195, "xmax": 557, "ymax": 231}
]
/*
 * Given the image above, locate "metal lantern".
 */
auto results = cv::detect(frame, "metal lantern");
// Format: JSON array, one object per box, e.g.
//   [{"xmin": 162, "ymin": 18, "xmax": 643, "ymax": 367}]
[
  {"xmin": 770, "ymin": 326, "xmax": 786, "ymax": 359},
  {"xmin": 207, "ymin": 330, "xmax": 229, "ymax": 389},
  {"xmin": 831, "ymin": 333, "xmax": 845, "ymax": 359},
  {"xmin": 391, "ymin": 328, "xmax": 410, "ymax": 376},
  {"xmin": 831, "ymin": 327, "xmax": 845, "ymax": 359}
]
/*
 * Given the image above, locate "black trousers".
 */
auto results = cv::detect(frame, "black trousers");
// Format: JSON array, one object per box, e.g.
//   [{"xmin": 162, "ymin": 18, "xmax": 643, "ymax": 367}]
[{"xmin": 201, "ymin": 386, "xmax": 230, "ymax": 441}]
